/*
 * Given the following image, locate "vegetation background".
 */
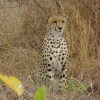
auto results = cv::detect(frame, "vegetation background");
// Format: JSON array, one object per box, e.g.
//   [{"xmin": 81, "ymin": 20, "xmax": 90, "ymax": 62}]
[{"xmin": 0, "ymin": 0, "xmax": 100, "ymax": 100}]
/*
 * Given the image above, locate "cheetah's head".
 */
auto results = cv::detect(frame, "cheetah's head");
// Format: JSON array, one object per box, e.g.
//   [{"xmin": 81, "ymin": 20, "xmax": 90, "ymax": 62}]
[{"xmin": 47, "ymin": 15, "xmax": 66, "ymax": 33}]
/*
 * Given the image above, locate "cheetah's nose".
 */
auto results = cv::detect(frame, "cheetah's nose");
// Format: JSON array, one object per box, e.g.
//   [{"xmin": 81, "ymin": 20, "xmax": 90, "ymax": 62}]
[{"xmin": 58, "ymin": 27, "xmax": 62, "ymax": 30}]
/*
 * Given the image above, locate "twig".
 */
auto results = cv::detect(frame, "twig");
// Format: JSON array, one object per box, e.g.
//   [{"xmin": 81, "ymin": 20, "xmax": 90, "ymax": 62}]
[{"xmin": 33, "ymin": 0, "xmax": 47, "ymax": 15}]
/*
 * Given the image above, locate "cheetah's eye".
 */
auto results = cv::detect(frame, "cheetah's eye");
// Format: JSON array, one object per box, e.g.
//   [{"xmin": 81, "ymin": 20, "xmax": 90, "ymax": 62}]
[
  {"xmin": 62, "ymin": 20, "xmax": 65, "ymax": 23},
  {"xmin": 53, "ymin": 20, "xmax": 57, "ymax": 23}
]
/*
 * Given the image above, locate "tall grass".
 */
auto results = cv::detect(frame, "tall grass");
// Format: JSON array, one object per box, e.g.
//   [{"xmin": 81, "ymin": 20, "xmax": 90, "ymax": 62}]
[{"xmin": 0, "ymin": 0, "xmax": 99, "ymax": 99}]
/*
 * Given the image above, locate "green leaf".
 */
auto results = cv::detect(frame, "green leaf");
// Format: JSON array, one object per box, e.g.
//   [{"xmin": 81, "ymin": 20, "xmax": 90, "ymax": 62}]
[{"xmin": 34, "ymin": 86, "xmax": 46, "ymax": 100}]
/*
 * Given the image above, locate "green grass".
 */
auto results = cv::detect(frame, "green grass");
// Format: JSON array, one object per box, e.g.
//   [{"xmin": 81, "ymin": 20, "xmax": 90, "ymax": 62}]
[{"xmin": 60, "ymin": 77, "xmax": 87, "ymax": 93}]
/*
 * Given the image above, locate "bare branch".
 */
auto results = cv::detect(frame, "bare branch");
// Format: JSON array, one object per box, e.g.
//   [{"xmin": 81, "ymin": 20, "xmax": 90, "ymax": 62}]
[{"xmin": 33, "ymin": 0, "xmax": 47, "ymax": 15}]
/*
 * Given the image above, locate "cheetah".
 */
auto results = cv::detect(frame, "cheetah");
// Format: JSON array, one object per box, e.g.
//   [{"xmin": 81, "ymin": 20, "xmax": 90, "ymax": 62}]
[{"xmin": 33, "ymin": 15, "xmax": 68, "ymax": 84}]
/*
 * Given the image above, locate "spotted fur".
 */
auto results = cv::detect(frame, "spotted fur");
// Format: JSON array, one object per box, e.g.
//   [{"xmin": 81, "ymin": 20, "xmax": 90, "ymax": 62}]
[{"xmin": 33, "ymin": 15, "xmax": 68, "ymax": 84}]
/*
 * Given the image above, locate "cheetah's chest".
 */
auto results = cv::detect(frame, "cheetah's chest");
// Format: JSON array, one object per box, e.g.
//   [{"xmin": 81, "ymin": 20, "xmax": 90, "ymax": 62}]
[
  {"xmin": 43, "ymin": 37, "xmax": 68, "ymax": 57},
  {"xmin": 49, "ymin": 40, "xmax": 61, "ymax": 54}
]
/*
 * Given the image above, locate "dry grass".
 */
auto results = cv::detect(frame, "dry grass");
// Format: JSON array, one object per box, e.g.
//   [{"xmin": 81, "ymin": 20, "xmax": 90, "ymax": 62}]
[{"xmin": 0, "ymin": 0, "xmax": 100, "ymax": 100}]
